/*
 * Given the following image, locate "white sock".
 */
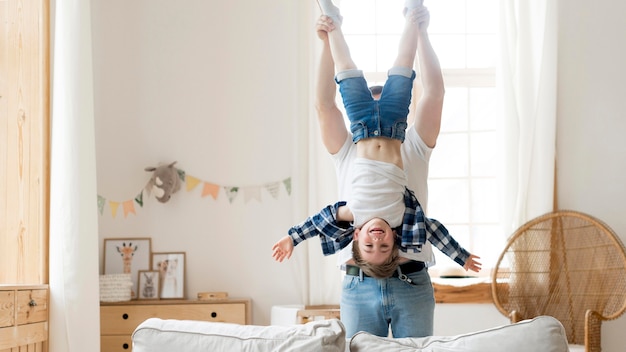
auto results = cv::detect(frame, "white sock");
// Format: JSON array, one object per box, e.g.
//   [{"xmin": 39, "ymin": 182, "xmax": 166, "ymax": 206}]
[
  {"xmin": 405, "ymin": 0, "xmax": 423, "ymax": 9},
  {"xmin": 317, "ymin": 0, "xmax": 341, "ymax": 22}
]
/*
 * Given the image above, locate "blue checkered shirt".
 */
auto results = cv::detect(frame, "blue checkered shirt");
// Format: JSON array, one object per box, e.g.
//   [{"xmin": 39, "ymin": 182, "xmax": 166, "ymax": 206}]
[{"xmin": 287, "ymin": 188, "xmax": 471, "ymax": 267}]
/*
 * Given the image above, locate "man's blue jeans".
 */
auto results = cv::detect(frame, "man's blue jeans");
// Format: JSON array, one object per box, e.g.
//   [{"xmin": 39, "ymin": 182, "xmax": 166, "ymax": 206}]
[{"xmin": 340, "ymin": 268, "xmax": 435, "ymax": 338}]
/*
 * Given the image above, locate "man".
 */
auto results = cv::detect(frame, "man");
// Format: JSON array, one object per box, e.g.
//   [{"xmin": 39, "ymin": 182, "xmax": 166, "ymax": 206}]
[{"xmin": 315, "ymin": 0, "xmax": 446, "ymax": 338}]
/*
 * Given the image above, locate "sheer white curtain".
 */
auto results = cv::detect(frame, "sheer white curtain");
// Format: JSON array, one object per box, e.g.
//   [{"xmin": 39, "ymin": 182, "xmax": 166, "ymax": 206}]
[
  {"xmin": 49, "ymin": 0, "xmax": 101, "ymax": 350},
  {"xmin": 499, "ymin": 0, "xmax": 558, "ymax": 232},
  {"xmin": 295, "ymin": 1, "xmax": 344, "ymax": 306}
]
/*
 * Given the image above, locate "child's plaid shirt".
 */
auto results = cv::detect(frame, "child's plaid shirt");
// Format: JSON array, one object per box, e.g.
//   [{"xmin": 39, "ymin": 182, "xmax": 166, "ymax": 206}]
[{"xmin": 287, "ymin": 188, "xmax": 470, "ymax": 267}]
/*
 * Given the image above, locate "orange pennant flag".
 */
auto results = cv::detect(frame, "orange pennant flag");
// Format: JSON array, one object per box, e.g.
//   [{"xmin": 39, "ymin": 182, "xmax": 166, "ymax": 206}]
[
  {"xmin": 109, "ymin": 201, "xmax": 120, "ymax": 218},
  {"xmin": 186, "ymin": 175, "xmax": 201, "ymax": 192},
  {"xmin": 201, "ymin": 182, "xmax": 220, "ymax": 199},
  {"xmin": 123, "ymin": 200, "xmax": 136, "ymax": 218}
]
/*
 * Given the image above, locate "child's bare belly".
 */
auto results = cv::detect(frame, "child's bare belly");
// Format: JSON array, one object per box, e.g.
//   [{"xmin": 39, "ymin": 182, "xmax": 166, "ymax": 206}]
[{"xmin": 356, "ymin": 137, "xmax": 403, "ymax": 169}]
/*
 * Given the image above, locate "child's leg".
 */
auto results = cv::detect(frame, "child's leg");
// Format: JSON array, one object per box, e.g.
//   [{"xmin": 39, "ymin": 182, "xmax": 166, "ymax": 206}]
[
  {"xmin": 316, "ymin": 0, "xmax": 341, "ymax": 23},
  {"xmin": 316, "ymin": 0, "xmax": 356, "ymax": 72},
  {"xmin": 405, "ymin": 0, "xmax": 424, "ymax": 10}
]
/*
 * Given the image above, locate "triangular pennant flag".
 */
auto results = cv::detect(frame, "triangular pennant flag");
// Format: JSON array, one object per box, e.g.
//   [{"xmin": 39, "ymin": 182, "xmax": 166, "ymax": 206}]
[
  {"xmin": 224, "ymin": 186, "xmax": 239, "ymax": 203},
  {"xmin": 109, "ymin": 201, "xmax": 120, "ymax": 218},
  {"xmin": 264, "ymin": 182, "xmax": 280, "ymax": 199},
  {"xmin": 243, "ymin": 186, "xmax": 262, "ymax": 203},
  {"xmin": 177, "ymin": 168, "xmax": 186, "ymax": 181},
  {"xmin": 123, "ymin": 200, "xmax": 136, "ymax": 218},
  {"xmin": 186, "ymin": 175, "xmax": 201, "ymax": 192},
  {"xmin": 283, "ymin": 177, "xmax": 292, "ymax": 195},
  {"xmin": 135, "ymin": 191, "xmax": 144, "ymax": 207},
  {"xmin": 98, "ymin": 195, "xmax": 106, "ymax": 215},
  {"xmin": 201, "ymin": 182, "xmax": 220, "ymax": 199}
]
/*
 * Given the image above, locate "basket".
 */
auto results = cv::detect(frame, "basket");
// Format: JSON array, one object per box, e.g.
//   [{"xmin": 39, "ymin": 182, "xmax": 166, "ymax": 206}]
[{"xmin": 100, "ymin": 273, "xmax": 133, "ymax": 302}]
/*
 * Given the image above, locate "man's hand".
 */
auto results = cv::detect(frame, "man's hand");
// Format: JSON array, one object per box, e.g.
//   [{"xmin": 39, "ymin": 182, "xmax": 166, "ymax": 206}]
[
  {"xmin": 272, "ymin": 236, "xmax": 294, "ymax": 262},
  {"xmin": 405, "ymin": 6, "xmax": 430, "ymax": 32},
  {"xmin": 316, "ymin": 15, "xmax": 339, "ymax": 41}
]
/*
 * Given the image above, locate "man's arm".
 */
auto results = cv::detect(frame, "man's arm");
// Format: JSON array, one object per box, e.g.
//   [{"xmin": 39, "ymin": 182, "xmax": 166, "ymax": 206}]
[
  {"xmin": 409, "ymin": 6, "xmax": 444, "ymax": 148},
  {"xmin": 315, "ymin": 15, "xmax": 348, "ymax": 155}
]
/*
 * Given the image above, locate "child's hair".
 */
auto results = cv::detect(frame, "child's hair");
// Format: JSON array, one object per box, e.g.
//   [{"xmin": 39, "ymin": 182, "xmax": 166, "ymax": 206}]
[
  {"xmin": 352, "ymin": 238, "xmax": 400, "ymax": 278},
  {"xmin": 369, "ymin": 85, "xmax": 383, "ymax": 96}
]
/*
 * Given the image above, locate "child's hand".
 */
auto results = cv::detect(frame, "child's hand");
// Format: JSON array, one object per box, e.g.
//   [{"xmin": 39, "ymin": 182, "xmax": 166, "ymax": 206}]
[
  {"xmin": 463, "ymin": 254, "xmax": 482, "ymax": 273},
  {"xmin": 272, "ymin": 236, "xmax": 294, "ymax": 262}
]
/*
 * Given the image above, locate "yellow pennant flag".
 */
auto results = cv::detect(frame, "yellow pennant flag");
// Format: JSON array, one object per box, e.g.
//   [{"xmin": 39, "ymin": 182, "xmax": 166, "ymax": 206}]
[
  {"xmin": 109, "ymin": 201, "xmax": 120, "ymax": 218},
  {"xmin": 123, "ymin": 200, "xmax": 136, "ymax": 218},
  {"xmin": 186, "ymin": 175, "xmax": 202, "ymax": 192},
  {"xmin": 201, "ymin": 182, "xmax": 220, "ymax": 199}
]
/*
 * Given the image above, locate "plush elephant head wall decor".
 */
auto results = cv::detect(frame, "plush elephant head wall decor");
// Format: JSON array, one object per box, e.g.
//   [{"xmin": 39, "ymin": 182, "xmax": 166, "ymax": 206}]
[{"xmin": 144, "ymin": 161, "xmax": 182, "ymax": 203}]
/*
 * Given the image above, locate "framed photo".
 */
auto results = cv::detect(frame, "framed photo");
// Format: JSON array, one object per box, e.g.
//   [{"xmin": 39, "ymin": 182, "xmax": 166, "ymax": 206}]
[
  {"xmin": 151, "ymin": 252, "xmax": 186, "ymax": 299},
  {"xmin": 104, "ymin": 238, "xmax": 152, "ymax": 299},
  {"xmin": 137, "ymin": 270, "xmax": 160, "ymax": 300}
]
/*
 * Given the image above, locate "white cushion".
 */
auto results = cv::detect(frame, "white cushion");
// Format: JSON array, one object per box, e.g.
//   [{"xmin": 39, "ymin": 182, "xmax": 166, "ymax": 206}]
[
  {"xmin": 567, "ymin": 344, "xmax": 585, "ymax": 352},
  {"xmin": 132, "ymin": 318, "xmax": 346, "ymax": 352},
  {"xmin": 349, "ymin": 315, "xmax": 569, "ymax": 352}
]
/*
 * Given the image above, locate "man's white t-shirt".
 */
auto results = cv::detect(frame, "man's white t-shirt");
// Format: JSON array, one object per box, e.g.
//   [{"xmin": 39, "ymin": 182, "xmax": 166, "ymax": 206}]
[{"xmin": 332, "ymin": 126, "xmax": 436, "ymax": 266}]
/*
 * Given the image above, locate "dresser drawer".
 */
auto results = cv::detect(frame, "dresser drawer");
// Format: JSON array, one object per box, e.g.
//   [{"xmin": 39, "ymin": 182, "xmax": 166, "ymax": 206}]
[
  {"xmin": 101, "ymin": 335, "xmax": 133, "ymax": 351},
  {"xmin": 16, "ymin": 289, "xmax": 48, "ymax": 325},
  {"xmin": 101, "ymin": 302, "xmax": 248, "ymax": 335},
  {"xmin": 0, "ymin": 291, "xmax": 15, "ymax": 328}
]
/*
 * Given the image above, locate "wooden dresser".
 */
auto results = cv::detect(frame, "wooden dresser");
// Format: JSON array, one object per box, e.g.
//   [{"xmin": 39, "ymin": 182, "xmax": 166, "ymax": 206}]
[
  {"xmin": 100, "ymin": 298, "xmax": 251, "ymax": 352},
  {"xmin": 0, "ymin": 285, "xmax": 49, "ymax": 352}
]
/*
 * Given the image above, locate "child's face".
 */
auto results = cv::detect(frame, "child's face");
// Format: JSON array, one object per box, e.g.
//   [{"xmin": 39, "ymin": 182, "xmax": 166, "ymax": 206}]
[{"xmin": 353, "ymin": 217, "xmax": 396, "ymax": 265}]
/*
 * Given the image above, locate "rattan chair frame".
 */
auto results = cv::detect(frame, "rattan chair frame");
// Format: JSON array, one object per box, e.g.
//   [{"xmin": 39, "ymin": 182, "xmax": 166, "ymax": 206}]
[{"xmin": 491, "ymin": 210, "xmax": 626, "ymax": 352}]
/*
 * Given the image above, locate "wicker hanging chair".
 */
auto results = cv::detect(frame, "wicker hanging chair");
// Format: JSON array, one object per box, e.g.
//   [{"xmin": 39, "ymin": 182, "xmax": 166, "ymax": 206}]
[{"xmin": 491, "ymin": 210, "xmax": 626, "ymax": 352}]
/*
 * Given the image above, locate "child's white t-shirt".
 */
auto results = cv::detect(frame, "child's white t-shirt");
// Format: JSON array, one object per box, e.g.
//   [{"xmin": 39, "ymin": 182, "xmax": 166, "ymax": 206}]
[
  {"xmin": 349, "ymin": 157, "xmax": 407, "ymax": 228},
  {"xmin": 333, "ymin": 127, "xmax": 435, "ymax": 266}
]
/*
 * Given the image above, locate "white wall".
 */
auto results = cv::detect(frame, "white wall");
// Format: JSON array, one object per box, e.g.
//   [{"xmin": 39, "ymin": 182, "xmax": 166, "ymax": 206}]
[
  {"xmin": 556, "ymin": 1, "xmax": 626, "ymax": 350},
  {"xmin": 93, "ymin": 1, "xmax": 626, "ymax": 350},
  {"xmin": 93, "ymin": 0, "xmax": 315, "ymax": 325}
]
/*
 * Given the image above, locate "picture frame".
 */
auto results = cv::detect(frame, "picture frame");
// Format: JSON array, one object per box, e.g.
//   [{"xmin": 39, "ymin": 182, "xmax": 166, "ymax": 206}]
[
  {"xmin": 104, "ymin": 237, "xmax": 152, "ymax": 299},
  {"xmin": 137, "ymin": 270, "xmax": 160, "ymax": 300},
  {"xmin": 151, "ymin": 252, "xmax": 186, "ymax": 299}
]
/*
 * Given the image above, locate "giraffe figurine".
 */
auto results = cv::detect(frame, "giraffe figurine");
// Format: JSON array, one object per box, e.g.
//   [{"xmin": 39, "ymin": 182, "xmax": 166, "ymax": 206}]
[{"xmin": 117, "ymin": 242, "xmax": 138, "ymax": 297}]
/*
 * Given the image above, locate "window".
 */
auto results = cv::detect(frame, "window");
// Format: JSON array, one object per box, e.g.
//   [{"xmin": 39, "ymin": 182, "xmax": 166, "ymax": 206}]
[{"xmin": 339, "ymin": 0, "xmax": 502, "ymax": 275}]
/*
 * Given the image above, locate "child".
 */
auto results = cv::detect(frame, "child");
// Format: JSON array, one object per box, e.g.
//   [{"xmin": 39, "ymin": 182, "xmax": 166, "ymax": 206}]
[{"xmin": 272, "ymin": 1, "xmax": 481, "ymax": 278}]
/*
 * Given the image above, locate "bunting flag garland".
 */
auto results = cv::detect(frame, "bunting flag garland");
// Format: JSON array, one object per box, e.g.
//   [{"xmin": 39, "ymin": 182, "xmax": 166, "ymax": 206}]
[
  {"xmin": 201, "ymin": 182, "xmax": 220, "ymax": 199},
  {"xmin": 109, "ymin": 201, "xmax": 120, "ymax": 218},
  {"xmin": 283, "ymin": 178, "xmax": 291, "ymax": 194},
  {"xmin": 265, "ymin": 182, "xmax": 280, "ymax": 199},
  {"xmin": 186, "ymin": 175, "xmax": 201, "ymax": 192},
  {"xmin": 134, "ymin": 192, "xmax": 144, "ymax": 207},
  {"xmin": 122, "ymin": 200, "xmax": 136, "ymax": 218},
  {"xmin": 224, "ymin": 187, "xmax": 239, "ymax": 204},
  {"xmin": 97, "ymin": 166, "xmax": 291, "ymax": 218},
  {"xmin": 98, "ymin": 195, "xmax": 106, "ymax": 215},
  {"xmin": 243, "ymin": 186, "xmax": 262, "ymax": 203}
]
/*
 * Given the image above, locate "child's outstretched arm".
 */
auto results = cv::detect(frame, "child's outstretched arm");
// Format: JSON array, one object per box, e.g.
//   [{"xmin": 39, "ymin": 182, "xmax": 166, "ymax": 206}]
[
  {"xmin": 272, "ymin": 236, "xmax": 294, "ymax": 262},
  {"xmin": 271, "ymin": 201, "xmax": 355, "ymax": 262},
  {"xmin": 463, "ymin": 254, "xmax": 482, "ymax": 273}
]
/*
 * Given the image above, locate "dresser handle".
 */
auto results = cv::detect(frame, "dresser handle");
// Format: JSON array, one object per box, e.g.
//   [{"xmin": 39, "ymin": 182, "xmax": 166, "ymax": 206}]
[
  {"xmin": 123, "ymin": 343, "xmax": 129, "ymax": 349},
  {"xmin": 29, "ymin": 299, "xmax": 37, "ymax": 307},
  {"xmin": 211, "ymin": 312, "xmax": 217, "ymax": 318},
  {"xmin": 122, "ymin": 313, "xmax": 129, "ymax": 319}
]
